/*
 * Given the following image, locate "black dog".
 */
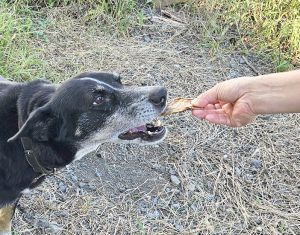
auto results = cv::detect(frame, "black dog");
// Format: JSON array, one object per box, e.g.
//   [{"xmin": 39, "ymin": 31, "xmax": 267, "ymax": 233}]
[{"xmin": 0, "ymin": 72, "xmax": 167, "ymax": 234}]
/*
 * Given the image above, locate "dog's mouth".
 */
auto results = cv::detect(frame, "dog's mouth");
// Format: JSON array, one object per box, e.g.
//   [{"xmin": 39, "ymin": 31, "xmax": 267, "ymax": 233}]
[{"xmin": 118, "ymin": 119, "xmax": 166, "ymax": 142}]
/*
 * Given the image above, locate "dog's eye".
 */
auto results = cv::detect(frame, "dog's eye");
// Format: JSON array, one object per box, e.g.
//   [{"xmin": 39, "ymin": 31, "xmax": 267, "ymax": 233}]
[{"xmin": 93, "ymin": 96, "xmax": 105, "ymax": 105}]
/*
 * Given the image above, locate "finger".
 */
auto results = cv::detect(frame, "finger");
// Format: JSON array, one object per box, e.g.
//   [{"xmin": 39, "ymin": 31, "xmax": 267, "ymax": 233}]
[
  {"xmin": 204, "ymin": 104, "xmax": 217, "ymax": 110},
  {"xmin": 192, "ymin": 108, "xmax": 227, "ymax": 118},
  {"xmin": 191, "ymin": 86, "xmax": 219, "ymax": 107},
  {"xmin": 205, "ymin": 114, "xmax": 232, "ymax": 126},
  {"xmin": 214, "ymin": 103, "xmax": 222, "ymax": 109}
]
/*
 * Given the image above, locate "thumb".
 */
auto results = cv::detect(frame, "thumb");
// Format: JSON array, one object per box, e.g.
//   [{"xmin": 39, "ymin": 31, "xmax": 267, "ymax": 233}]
[{"xmin": 191, "ymin": 86, "xmax": 219, "ymax": 107}]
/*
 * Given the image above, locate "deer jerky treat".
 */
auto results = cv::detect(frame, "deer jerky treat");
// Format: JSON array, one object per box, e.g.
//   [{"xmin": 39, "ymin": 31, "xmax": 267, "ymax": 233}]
[{"xmin": 162, "ymin": 98, "xmax": 195, "ymax": 116}]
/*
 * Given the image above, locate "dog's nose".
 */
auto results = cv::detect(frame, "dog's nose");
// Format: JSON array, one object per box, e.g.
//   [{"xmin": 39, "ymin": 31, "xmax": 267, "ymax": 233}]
[{"xmin": 149, "ymin": 87, "xmax": 167, "ymax": 107}]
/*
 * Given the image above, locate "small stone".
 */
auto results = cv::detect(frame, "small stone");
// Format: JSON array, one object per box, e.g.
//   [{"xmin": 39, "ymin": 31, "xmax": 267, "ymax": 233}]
[
  {"xmin": 88, "ymin": 183, "xmax": 96, "ymax": 191},
  {"xmin": 78, "ymin": 182, "xmax": 85, "ymax": 188},
  {"xmin": 70, "ymin": 175, "xmax": 78, "ymax": 182},
  {"xmin": 96, "ymin": 152, "xmax": 102, "ymax": 158},
  {"xmin": 256, "ymin": 226, "xmax": 263, "ymax": 232},
  {"xmin": 147, "ymin": 210, "xmax": 160, "ymax": 219},
  {"xmin": 35, "ymin": 219, "xmax": 62, "ymax": 233},
  {"xmin": 170, "ymin": 175, "xmax": 180, "ymax": 186},
  {"xmin": 255, "ymin": 218, "xmax": 262, "ymax": 225},
  {"xmin": 239, "ymin": 57, "xmax": 246, "ymax": 64},
  {"xmin": 152, "ymin": 163, "xmax": 165, "ymax": 171},
  {"xmin": 172, "ymin": 203, "xmax": 180, "ymax": 209},
  {"xmin": 169, "ymin": 169, "xmax": 176, "ymax": 175},
  {"xmin": 235, "ymin": 167, "xmax": 241, "ymax": 176},
  {"xmin": 251, "ymin": 159, "xmax": 262, "ymax": 169},
  {"xmin": 245, "ymin": 174, "xmax": 254, "ymax": 182},
  {"xmin": 171, "ymin": 188, "xmax": 180, "ymax": 194},
  {"xmin": 58, "ymin": 182, "xmax": 67, "ymax": 193},
  {"xmin": 118, "ymin": 185, "xmax": 127, "ymax": 193},
  {"xmin": 223, "ymin": 154, "xmax": 229, "ymax": 160},
  {"xmin": 207, "ymin": 194, "xmax": 215, "ymax": 202},
  {"xmin": 143, "ymin": 35, "xmax": 152, "ymax": 43},
  {"xmin": 190, "ymin": 203, "xmax": 197, "ymax": 211},
  {"xmin": 153, "ymin": 197, "xmax": 159, "ymax": 205},
  {"xmin": 259, "ymin": 115, "xmax": 272, "ymax": 120},
  {"xmin": 95, "ymin": 170, "xmax": 102, "ymax": 178},
  {"xmin": 188, "ymin": 183, "xmax": 196, "ymax": 192},
  {"xmin": 175, "ymin": 223, "xmax": 183, "ymax": 231}
]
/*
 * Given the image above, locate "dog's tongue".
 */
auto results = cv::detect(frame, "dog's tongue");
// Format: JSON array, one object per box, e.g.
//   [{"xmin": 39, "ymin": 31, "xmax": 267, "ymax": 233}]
[{"xmin": 128, "ymin": 125, "xmax": 147, "ymax": 133}]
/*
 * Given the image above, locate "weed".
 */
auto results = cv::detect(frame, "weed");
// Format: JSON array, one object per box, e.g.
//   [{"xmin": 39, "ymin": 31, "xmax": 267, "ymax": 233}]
[
  {"xmin": 136, "ymin": 218, "xmax": 145, "ymax": 234},
  {"xmin": 85, "ymin": 0, "xmax": 140, "ymax": 35},
  {"xmin": 0, "ymin": 1, "xmax": 45, "ymax": 80},
  {"xmin": 197, "ymin": 0, "xmax": 300, "ymax": 68}
]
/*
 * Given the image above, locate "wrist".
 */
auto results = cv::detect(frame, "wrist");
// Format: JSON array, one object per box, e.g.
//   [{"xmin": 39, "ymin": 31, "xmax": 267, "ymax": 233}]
[{"xmin": 241, "ymin": 71, "xmax": 300, "ymax": 114}]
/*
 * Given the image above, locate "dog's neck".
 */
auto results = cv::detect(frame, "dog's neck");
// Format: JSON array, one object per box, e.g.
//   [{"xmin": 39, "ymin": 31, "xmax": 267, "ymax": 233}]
[{"xmin": 17, "ymin": 80, "xmax": 79, "ymax": 171}]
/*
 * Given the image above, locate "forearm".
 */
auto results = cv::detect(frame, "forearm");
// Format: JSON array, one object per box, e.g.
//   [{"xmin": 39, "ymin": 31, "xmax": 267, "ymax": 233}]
[{"xmin": 245, "ymin": 70, "xmax": 300, "ymax": 114}]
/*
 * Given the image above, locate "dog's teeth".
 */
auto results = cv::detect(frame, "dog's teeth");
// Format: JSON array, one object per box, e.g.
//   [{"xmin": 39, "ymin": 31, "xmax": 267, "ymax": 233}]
[
  {"xmin": 156, "ymin": 120, "xmax": 162, "ymax": 126},
  {"xmin": 147, "ymin": 131, "xmax": 153, "ymax": 135}
]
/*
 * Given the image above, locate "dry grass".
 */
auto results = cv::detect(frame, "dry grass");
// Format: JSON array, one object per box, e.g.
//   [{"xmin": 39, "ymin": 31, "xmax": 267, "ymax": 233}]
[{"xmin": 11, "ymin": 5, "xmax": 300, "ymax": 235}]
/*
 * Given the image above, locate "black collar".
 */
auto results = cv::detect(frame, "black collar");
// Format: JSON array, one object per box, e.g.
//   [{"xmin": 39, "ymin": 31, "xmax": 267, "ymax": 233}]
[{"xmin": 21, "ymin": 137, "xmax": 55, "ymax": 175}]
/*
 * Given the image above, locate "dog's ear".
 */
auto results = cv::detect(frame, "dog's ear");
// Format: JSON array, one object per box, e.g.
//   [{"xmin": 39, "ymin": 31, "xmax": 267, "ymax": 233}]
[{"xmin": 7, "ymin": 106, "xmax": 57, "ymax": 142}]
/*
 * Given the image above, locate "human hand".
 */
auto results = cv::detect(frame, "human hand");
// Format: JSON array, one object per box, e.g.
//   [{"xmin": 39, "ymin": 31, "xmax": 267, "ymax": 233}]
[{"xmin": 191, "ymin": 77, "xmax": 257, "ymax": 127}]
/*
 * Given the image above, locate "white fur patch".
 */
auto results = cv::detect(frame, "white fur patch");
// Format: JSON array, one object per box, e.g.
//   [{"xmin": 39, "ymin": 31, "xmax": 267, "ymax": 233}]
[
  {"xmin": 21, "ymin": 188, "xmax": 31, "ymax": 194},
  {"xmin": 80, "ymin": 77, "xmax": 121, "ymax": 91}
]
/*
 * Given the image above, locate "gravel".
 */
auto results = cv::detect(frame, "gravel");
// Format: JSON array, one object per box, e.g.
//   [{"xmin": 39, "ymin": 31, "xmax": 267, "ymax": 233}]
[
  {"xmin": 170, "ymin": 175, "xmax": 181, "ymax": 186},
  {"xmin": 251, "ymin": 159, "xmax": 262, "ymax": 169}
]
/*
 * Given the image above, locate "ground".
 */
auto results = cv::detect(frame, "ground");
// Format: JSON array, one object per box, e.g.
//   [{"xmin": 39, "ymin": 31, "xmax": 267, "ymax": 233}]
[{"xmin": 12, "ymin": 5, "xmax": 300, "ymax": 235}]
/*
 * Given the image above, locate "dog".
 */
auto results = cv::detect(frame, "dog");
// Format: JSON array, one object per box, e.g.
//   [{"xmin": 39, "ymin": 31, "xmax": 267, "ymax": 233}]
[{"xmin": 0, "ymin": 72, "xmax": 167, "ymax": 234}]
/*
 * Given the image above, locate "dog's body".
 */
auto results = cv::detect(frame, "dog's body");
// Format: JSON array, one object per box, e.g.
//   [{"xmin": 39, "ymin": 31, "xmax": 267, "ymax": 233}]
[{"xmin": 0, "ymin": 72, "xmax": 167, "ymax": 234}]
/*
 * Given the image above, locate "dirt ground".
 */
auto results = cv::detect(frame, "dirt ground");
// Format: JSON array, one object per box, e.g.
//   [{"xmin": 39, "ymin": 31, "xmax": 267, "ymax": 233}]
[{"xmin": 13, "ymin": 5, "xmax": 300, "ymax": 235}]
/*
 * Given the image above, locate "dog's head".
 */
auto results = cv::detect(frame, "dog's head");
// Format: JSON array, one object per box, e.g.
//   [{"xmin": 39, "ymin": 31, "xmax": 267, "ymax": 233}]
[{"xmin": 8, "ymin": 72, "xmax": 167, "ymax": 158}]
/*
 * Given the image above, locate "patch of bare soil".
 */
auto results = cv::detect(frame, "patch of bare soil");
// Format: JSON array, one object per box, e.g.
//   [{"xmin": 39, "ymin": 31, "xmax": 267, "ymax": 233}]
[{"xmin": 14, "ymin": 5, "xmax": 300, "ymax": 235}]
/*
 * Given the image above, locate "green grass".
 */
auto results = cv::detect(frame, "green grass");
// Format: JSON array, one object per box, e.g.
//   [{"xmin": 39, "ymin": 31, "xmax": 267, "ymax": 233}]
[
  {"xmin": 197, "ymin": 0, "xmax": 300, "ymax": 70},
  {"xmin": 14, "ymin": 0, "xmax": 144, "ymax": 35},
  {"xmin": 0, "ymin": 1, "xmax": 46, "ymax": 80},
  {"xmin": 0, "ymin": 0, "xmax": 145, "ymax": 80},
  {"xmin": 85, "ymin": 0, "xmax": 139, "ymax": 35}
]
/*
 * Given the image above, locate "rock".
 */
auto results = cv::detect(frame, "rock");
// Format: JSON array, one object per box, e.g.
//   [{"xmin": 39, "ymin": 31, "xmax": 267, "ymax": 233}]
[
  {"xmin": 256, "ymin": 226, "xmax": 263, "ymax": 232},
  {"xmin": 255, "ymin": 218, "xmax": 262, "ymax": 225},
  {"xmin": 190, "ymin": 203, "xmax": 197, "ymax": 211},
  {"xmin": 95, "ymin": 170, "xmax": 102, "ymax": 178},
  {"xmin": 143, "ymin": 35, "xmax": 152, "ymax": 43},
  {"xmin": 207, "ymin": 194, "xmax": 215, "ymax": 202},
  {"xmin": 58, "ymin": 182, "xmax": 67, "ymax": 193},
  {"xmin": 147, "ymin": 210, "xmax": 160, "ymax": 219},
  {"xmin": 251, "ymin": 159, "xmax": 262, "ymax": 169},
  {"xmin": 118, "ymin": 185, "xmax": 127, "ymax": 193},
  {"xmin": 170, "ymin": 175, "xmax": 180, "ymax": 186},
  {"xmin": 259, "ymin": 115, "xmax": 272, "ymax": 120},
  {"xmin": 175, "ymin": 223, "xmax": 183, "ymax": 231},
  {"xmin": 245, "ymin": 173, "xmax": 254, "ymax": 182},
  {"xmin": 171, "ymin": 188, "xmax": 180, "ymax": 194},
  {"xmin": 188, "ymin": 183, "xmax": 196, "ymax": 192},
  {"xmin": 70, "ymin": 175, "xmax": 78, "ymax": 182},
  {"xmin": 152, "ymin": 163, "xmax": 165, "ymax": 172},
  {"xmin": 223, "ymin": 154, "xmax": 229, "ymax": 161},
  {"xmin": 172, "ymin": 203, "xmax": 180, "ymax": 209},
  {"xmin": 239, "ymin": 57, "xmax": 246, "ymax": 64},
  {"xmin": 35, "ymin": 219, "xmax": 62, "ymax": 234},
  {"xmin": 153, "ymin": 197, "xmax": 159, "ymax": 205},
  {"xmin": 235, "ymin": 167, "xmax": 241, "ymax": 176}
]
